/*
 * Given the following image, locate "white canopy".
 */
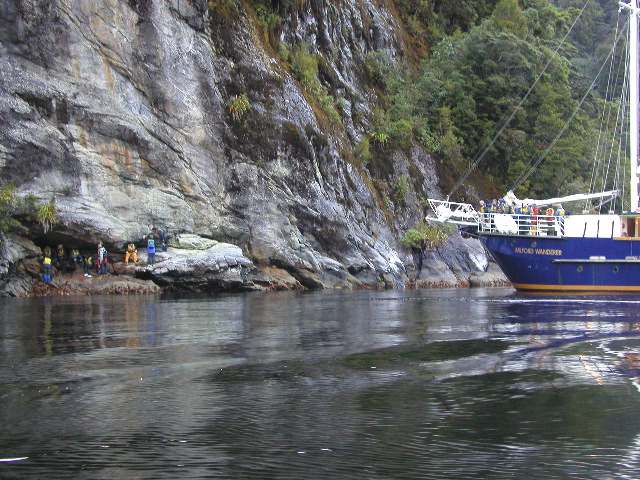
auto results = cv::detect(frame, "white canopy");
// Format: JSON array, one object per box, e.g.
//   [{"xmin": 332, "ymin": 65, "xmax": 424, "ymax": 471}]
[{"xmin": 502, "ymin": 190, "xmax": 618, "ymax": 207}]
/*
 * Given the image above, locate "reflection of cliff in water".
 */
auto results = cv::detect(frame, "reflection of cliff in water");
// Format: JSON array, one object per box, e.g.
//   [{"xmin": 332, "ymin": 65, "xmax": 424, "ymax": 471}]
[{"xmin": 3, "ymin": 289, "xmax": 640, "ymax": 478}]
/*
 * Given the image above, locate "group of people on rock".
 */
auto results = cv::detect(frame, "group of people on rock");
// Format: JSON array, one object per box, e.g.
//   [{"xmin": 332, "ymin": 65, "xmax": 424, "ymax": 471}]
[
  {"xmin": 41, "ymin": 245, "xmax": 96, "ymax": 283},
  {"xmin": 40, "ymin": 226, "xmax": 169, "ymax": 283}
]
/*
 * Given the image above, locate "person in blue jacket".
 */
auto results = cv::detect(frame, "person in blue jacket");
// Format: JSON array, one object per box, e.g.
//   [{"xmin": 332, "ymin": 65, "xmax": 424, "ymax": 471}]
[{"xmin": 144, "ymin": 235, "xmax": 156, "ymax": 265}]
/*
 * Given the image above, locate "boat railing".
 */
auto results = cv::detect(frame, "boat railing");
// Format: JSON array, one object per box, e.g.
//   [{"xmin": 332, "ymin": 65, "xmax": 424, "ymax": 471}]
[
  {"xmin": 477, "ymin": 213, "xmax": 565, "ymax": 237},
  {"xmin": 426, "ymin": 199, "xmax": 482, "ymax": 225},
  {"xmin": 426, "ymin": 199, "xmax": 565, "ymax": 236}
]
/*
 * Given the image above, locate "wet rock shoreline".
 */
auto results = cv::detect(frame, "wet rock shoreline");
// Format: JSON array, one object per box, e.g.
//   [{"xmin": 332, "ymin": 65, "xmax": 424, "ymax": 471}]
[{"xmin": 0, "ymin": 233, "xmax": 510, "ymax": 297}]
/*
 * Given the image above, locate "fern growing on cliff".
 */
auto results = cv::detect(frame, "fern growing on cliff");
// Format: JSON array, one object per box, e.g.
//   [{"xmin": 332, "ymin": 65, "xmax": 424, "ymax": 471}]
[
  {"xmin": 36, "ymin": 197, "xmax": 57, "ymax": 234},
  {"xmin": 228, "ymin": 94, "xmax": 251, "ymax": 122},
  {"xmin": 370, "ymin": 130, "xmax": 389, "ymax": 146}
]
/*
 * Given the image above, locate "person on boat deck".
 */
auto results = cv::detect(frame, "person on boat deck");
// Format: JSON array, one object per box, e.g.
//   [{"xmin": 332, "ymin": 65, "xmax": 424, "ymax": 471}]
[
  {"xmin": 545, "ymin": 206, "xmax": 555, "ymax": 234},
  {"xmin": 531, "ymin": 204, "xmax": 540, "ymax": 232},
  {"xmin": 478, "ymin": 200, "xmax": 487, "ymax": 213},
  {"xmin": 555, "ymin": 204, "xmax": 566, "ymax": 234},
  {"xmin": 490, "ymin": 199, "xmax": 499, "ymax": 213},
  {"xmin": 518, "ymin": 204, "xmax": 531, "ymax": 234},
  {"xmin": 531, "ymin": 204, "xmax": 539, "ymax": 216},
  {"xmin": 501, "ymin": 199, "xmax": 512, "ymax": 214},
  {"xmin": 545, "ymin": 206, "xmax": 554, "ymax": 219}
]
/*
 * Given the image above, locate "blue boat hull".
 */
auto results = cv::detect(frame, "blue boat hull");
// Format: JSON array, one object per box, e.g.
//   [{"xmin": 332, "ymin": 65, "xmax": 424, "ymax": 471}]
[{"xmin": 480, "ymin": 234, "xmax": 640, "ymax": 292}]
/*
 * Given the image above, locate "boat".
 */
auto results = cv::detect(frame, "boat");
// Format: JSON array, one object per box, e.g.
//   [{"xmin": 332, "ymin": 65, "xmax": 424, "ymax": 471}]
[{"xmin": 426, "ymin": 0, "xmax": 640, "ymax": 293}]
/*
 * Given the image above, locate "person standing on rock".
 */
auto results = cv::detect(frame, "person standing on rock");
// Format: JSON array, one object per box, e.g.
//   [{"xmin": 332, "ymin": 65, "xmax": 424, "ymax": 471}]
[
  {"xmin": 84, "ymin": 255, "xmax": 93, "ymax": 277},
  {"xmin": 42, "ymin": 246, "xmax": 52, "ymax": 283},
  {"xmin": 54, "ymin": 244, "xmax": 67, "ymax": 274},
  {"xmin": 69, "ymin": 248, "xmax": 83, "ymax": 273},
  {"xmin": 145, "ymin": 235, "xmax": 156, "ymax": 265},
  {"xmin": 100, "ymin": 246, "xmax": 109, "ymax": 275},
  {"xmin": 97, "ymin": 242, "xmax": 107, "ymax": 274},
  {"xmin": 154, "ymin": 227, "xmax": 168, "ymax": 252}
]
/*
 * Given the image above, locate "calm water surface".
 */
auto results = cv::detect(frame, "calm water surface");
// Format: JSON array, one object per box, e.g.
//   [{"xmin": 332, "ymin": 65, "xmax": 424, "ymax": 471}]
[{"xmin": 2, "ymin": 287, "xmax": 640, "ymax": 479}]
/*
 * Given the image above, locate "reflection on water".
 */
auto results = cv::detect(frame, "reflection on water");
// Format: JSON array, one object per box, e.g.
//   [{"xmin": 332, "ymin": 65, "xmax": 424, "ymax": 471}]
[{"xmin": 2, "ymin": 288, "xmax": 640, "ymax": 478}]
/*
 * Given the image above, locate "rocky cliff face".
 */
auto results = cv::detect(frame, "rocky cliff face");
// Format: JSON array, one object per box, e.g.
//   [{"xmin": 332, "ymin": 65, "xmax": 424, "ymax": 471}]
[{"xmin": 0, "ymin": 0, "xmax": 500, "ymax": 293}]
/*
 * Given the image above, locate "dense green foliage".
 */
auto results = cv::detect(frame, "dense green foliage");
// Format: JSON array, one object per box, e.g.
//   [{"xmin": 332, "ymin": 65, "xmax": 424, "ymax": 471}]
[
  {"xmin": 384, "ymin": 0, "xmax": 625, "ymax": 201},
  {"xmin": 0, "ymin": 185, "xmax": 57, "ymax": 235},
  {"xmin": 401, "ymin": 220, "xmax": 456, "ymax": 250}
]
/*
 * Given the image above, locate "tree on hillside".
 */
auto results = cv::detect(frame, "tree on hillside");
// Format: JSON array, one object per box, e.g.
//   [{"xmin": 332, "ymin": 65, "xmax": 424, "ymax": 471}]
[
  {"xmin": 493, "ymin": 0, "xmax": 528, "ymax": 38},
  {"xmin": 365, "ymin": 0, "xmax": 623, "ymax": 202}
]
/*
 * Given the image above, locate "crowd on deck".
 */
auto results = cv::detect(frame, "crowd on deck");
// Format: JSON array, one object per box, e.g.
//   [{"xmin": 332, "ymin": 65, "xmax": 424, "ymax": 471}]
[
  {"xmin": 477, "ymin": 199, "xmax": 566, "ymax": 236},
  {"xmin": 477, "ymin": 198, "xmax": 565, "ymax": 218}
]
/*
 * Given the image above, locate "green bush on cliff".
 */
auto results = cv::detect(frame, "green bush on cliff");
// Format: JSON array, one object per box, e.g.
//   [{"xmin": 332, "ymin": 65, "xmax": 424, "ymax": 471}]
[
  {"xmin": 208, "ymin": 0, "xmax": 237, "ymax": 15},
  {"xmin": 0, "ymin": 185, "xmax": 57, "ymax": 235},
  {"xmin": 291, "ymin": 47, "xmax": 320, "ymax": 94},
  {"xmin": 391, "ymin": 176, "xmax": 410, "ymax": 202},
  {"xmin": 354, "ymin": 137, "xmax": 371, "ymax": 164},
  {"xmin": 365, "ymin": 49, "xmax": 396, "ymax": 89},
  {"xmin": 0, "ymin": 185, "xmax": 22, "ymax": 234},
  {"xmin": 361, "ymin": 0, "xmax": 619, "ymax": 201},
  {"xmin": 290, "ymin": 46, "xmax": 342, "ymax": 125},
  {"xmin": 319, "ymin": 95, "xmax": 341, "ymax": 123},
  {"xmin": 401, "ymin": 220, "xmax": 454, "ymax": 251}
]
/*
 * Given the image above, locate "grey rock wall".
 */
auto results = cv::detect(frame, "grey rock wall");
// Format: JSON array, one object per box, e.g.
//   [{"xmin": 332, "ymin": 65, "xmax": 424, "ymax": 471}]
[{"xmin": 0, "ymin": 0, "xmax": 500, "ymax": 293}]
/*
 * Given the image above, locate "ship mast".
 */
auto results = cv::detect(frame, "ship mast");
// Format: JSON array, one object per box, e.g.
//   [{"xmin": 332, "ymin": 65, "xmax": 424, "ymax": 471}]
[{"xmin": 621, "ymin": 0, "xmax": 639, "ymax": 211}]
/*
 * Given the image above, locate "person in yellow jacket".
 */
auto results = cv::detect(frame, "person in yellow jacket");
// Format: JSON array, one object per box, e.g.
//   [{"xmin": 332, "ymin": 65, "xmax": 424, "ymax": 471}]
[
  {"xmin": 84, "ymin": 255, "xmax": 93, "ymax": 277},
  {"xmin": 42, "ymin": 246, "xmax": 52, "ymax": 283},
  {"xmin": 125, "ymin": 243, "xmax": 138, "ymax": 263}
]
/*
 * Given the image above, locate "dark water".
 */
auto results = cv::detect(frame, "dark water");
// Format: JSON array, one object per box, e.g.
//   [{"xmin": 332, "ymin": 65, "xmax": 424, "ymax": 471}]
[{"xmin": 2, "ymin": 288, "xmax": 640, "ymax": 479}]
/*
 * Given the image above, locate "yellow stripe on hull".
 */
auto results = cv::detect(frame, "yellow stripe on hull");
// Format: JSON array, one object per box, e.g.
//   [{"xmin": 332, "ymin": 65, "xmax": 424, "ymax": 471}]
[{"xmin": 512, "ymin": 283, "xmax": 640, "ymax": 292}]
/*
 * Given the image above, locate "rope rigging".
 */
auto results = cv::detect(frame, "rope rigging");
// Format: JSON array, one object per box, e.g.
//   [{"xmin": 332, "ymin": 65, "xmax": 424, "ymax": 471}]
[
  {"xmin": 446, "ymin": 0, "xmax": 597, "ymax": 201},
  {"xmin": 588, "ymin": 12, "xmax": 627, "ymax": 213},
  {"xmin": 511, "ymin": 24, "xmax": 626, "ymax": 195}
]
